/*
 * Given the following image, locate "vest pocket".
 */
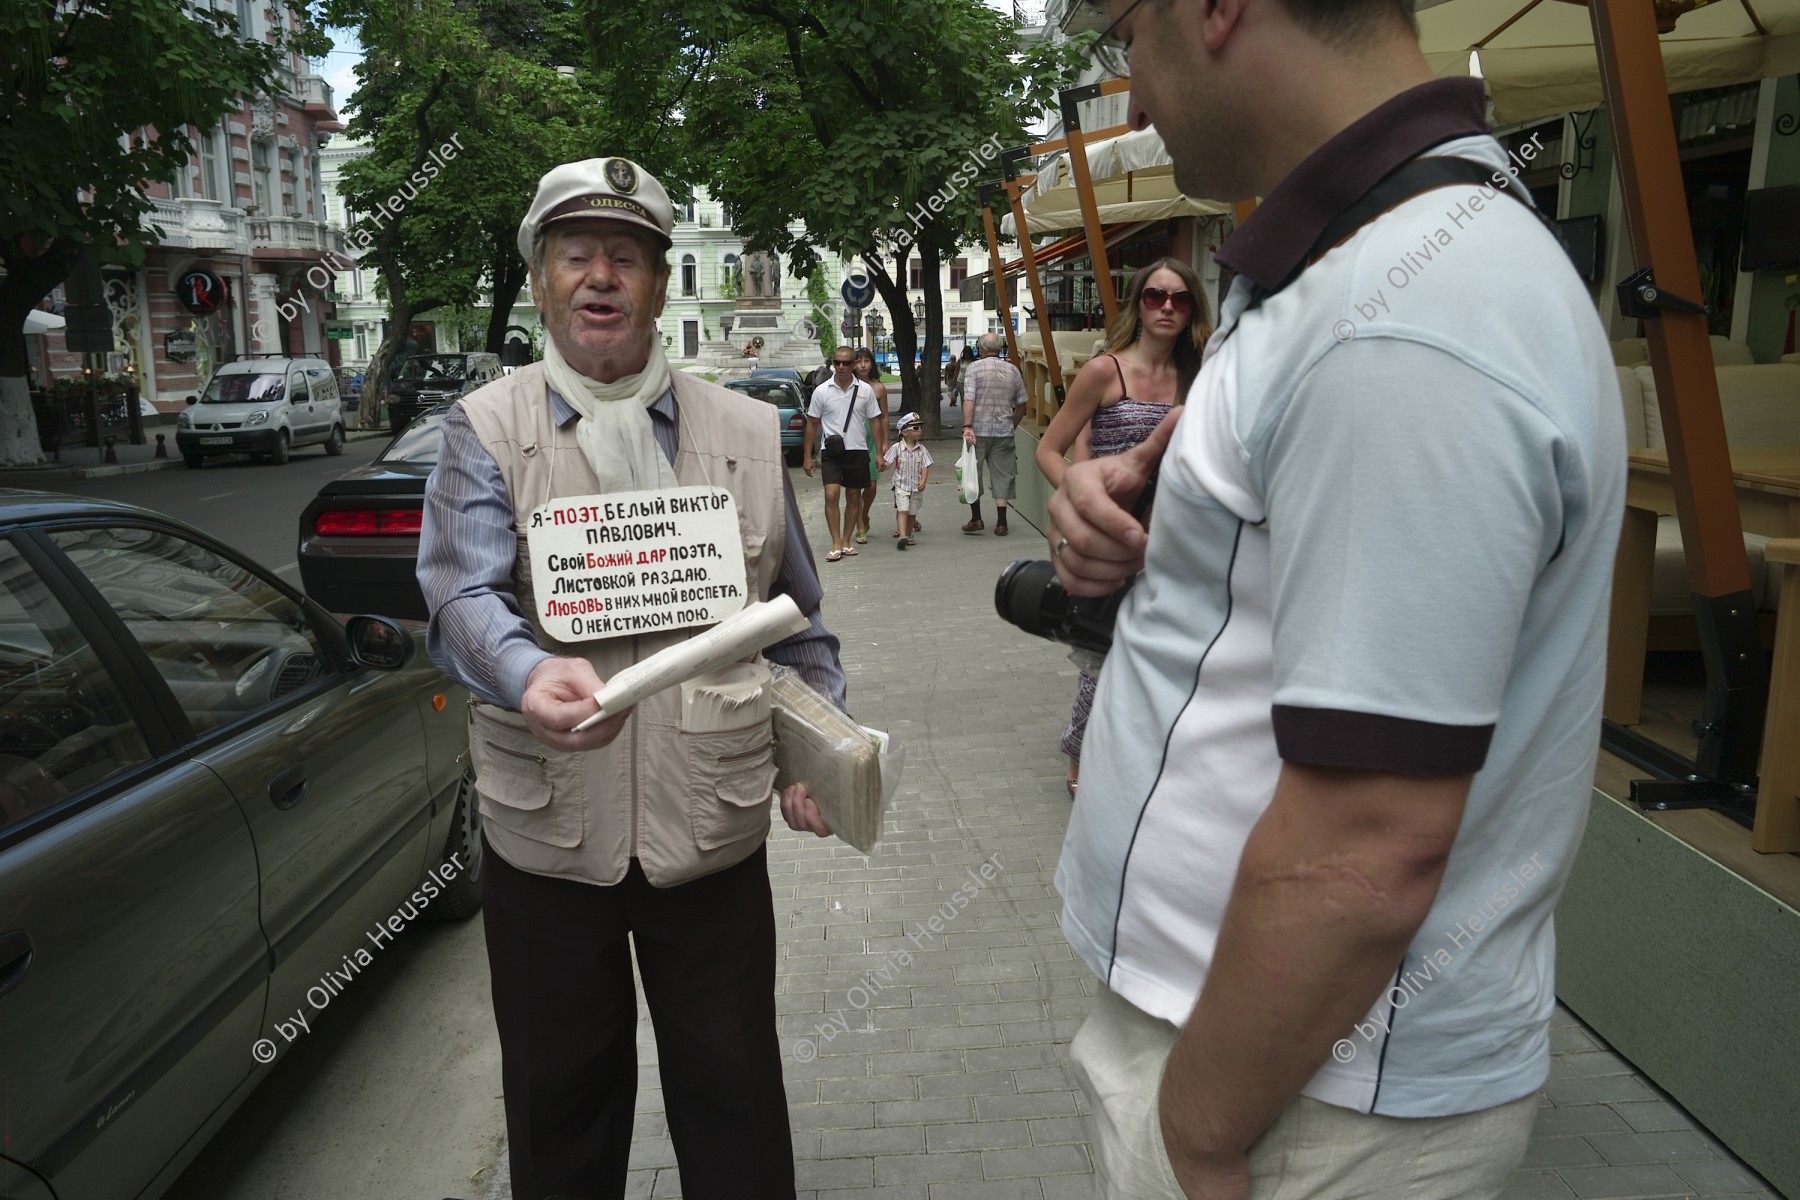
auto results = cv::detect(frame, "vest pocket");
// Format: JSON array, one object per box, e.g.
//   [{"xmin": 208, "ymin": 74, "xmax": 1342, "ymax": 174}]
[
  {"xmin": 685, "ymin": 721, "xmax": 777, "ymax": 851},
  {"xmin": 469, "ymin": 704, "xmax": 586, "ymax": 848}
]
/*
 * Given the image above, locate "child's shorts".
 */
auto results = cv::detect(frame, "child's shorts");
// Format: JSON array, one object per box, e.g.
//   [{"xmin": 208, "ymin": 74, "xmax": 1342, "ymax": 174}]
[{"xmin": 893, "ymin": 488, "xmax": 923, "ymax": 515}]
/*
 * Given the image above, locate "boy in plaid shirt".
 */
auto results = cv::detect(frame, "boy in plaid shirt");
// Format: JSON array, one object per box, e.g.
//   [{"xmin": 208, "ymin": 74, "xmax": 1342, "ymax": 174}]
[{"xmin": 883, "ymin": 412, "xmax": 932, "ymax": 549}]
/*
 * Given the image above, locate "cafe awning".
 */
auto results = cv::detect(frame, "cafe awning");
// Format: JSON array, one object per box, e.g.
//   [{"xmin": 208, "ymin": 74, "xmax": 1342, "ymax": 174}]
[
  {"xmin": 1007, "ymin": 128, "xmax": 1229, "ymax": 236},
  {"xmin": 1416, "ymin": 0, "xmax": 1800, "ymax": 124}
]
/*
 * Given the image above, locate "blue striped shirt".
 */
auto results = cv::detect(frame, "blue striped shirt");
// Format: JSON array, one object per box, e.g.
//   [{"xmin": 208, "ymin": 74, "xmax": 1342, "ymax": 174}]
[{"xmin": 419, "ymin": 386, "xmax": 848, "ymax": 712}]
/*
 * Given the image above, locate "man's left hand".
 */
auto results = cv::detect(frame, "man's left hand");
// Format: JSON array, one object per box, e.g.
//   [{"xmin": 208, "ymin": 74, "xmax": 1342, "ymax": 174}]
[{"xmin": 779, "ymin": 783, "xmax": 832, "ymax": 837}]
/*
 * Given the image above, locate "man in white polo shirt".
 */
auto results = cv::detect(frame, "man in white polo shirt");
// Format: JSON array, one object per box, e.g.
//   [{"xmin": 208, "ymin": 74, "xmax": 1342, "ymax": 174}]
[{"xmin": 1047, "ymin": 1, "xmax": 1626, "ymax": 1197}]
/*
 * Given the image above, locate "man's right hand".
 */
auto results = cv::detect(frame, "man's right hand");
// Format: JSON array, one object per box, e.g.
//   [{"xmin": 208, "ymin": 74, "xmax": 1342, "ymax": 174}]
[
  {"xmin": 1047, "ymin": 406, "xmax": 1183, "ymax": 597},
  {"xmin": 802, "ymin": 456, "xmax": 815, "ymax": 477},
  {"xmin": 521, "ymin": 656, "xmax": 631, "ymax": 752}
]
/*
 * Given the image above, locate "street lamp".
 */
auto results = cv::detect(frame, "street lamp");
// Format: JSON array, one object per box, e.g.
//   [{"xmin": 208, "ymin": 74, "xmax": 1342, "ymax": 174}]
[{"xmin": 866, "ymin": 311, "xmax": 885, "ymax": 359}]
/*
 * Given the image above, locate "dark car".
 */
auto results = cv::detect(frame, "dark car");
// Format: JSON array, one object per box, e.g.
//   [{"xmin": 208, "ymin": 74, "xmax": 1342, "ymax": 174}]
[
  {"xmin": 724, "ymin": 377, "xmax": 806, "ymax": 465},
  {"xmin": 0, "ymin": 492, "xmax": 475, "ymax": 1200},
  {"xmin": 298, "ymin": 405, "xmax": 448, "ymax": 620},
  {"xmin": 383, "ymin": 352, "xmax": 502, "ymax": 433},
  {"xmin": 748, "ymin": 365, "xmax": 810, "ymax": 396}
]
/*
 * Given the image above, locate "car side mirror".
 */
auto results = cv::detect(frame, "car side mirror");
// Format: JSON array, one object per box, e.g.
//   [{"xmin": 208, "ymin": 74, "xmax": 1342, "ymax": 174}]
[
  {"xmin": 185, "ymin": 395, "xmax": 198, "ymax": 406},
  {"xmin": 346, "ymin": 615, "xmax": 413, "ymax": 670}
]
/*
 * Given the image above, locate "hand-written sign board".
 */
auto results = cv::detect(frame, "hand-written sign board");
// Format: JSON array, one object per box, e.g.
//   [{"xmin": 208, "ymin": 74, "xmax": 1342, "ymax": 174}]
[{"xmin": 526, "ymin": 487, "xmax": 747, "ymax": 643}]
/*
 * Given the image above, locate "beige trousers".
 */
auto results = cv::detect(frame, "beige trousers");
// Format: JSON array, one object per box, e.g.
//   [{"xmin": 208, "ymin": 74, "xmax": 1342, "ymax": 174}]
[{"xmin": 1068, "ymin": 986, "xmax": 1539, "ymax": 1200}]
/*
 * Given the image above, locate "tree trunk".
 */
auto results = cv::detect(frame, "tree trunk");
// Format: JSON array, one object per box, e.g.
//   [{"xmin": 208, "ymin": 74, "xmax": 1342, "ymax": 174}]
[
  {"xmin": 919, "ymin": 242, "xmax": 943, "ymax": 439},
  {"xmin": 485, "ymin": 252, "xmax": 528, "ymax": 355},
  {"xmin": 361, "ymin": 288, "xmax": 415, "ymax": 431},
  {"xmin": 0, "ymin": 241, "xmax": 77, "ymax": 465},
  {"xmin": 867, "ymin": 250, "xmax": 919, "ymax": 434}
]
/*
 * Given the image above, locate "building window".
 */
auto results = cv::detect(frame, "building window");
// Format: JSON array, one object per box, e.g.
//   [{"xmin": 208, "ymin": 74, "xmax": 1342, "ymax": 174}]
[
  {"xmin": 279, "ymin": 146, "xmax": 294, "ymax": 214},
  {"xmin": 950, "ymin": 317, "xmax": 968, "ymax": 336},
  {"xmin": 949, "ymin": 259, "xmax": 968, "ymax": 288},
  {"xmin": 251, "ymin": 140, "xmax": 273, "ymax": 213},
  {"xmin": 354, "ymin": 329, "xmax": 367, "ymax": 360},
  {"xmin": 682, "ymin": 320, "xmax": 699, "ymax": 358},
  {"xmin": 198, "ymin": 123, "xmax": 225, "ymax": 200},
  {"xmin": 908, "ymin": 258, "xmax": 923, "ymax": 290},
  {"xmin": 681, "ymin": 254, "xmax": 696, "ymax": 297},
  {"xmin": 721, "ymin": 253, "xmax": 739, "ymax": 291},
  {"xmin": 680, "ymin": 196, "xmax": 697, "ymax": 223},
  {"xmin": 235, "ymin": 0, "xmax": 254, "ymax": 37}
]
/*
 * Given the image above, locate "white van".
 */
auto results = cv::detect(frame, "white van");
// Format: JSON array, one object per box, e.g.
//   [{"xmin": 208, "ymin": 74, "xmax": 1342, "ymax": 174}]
[{"xmin": 176, "ymin": 357, "xmax": 347, "ymax": 468}]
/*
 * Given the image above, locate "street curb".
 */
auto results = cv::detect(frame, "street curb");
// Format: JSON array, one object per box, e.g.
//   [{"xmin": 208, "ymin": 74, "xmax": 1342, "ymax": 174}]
[{"xmin": 0, "ymin": 428, "xmax": 393, "ymax": 482}]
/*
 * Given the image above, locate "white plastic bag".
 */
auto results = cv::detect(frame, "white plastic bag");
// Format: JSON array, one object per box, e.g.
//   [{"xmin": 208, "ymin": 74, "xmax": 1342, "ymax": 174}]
[{"xmin": 956, "ymin": 442, "xmax": 980, "ymax": 504}]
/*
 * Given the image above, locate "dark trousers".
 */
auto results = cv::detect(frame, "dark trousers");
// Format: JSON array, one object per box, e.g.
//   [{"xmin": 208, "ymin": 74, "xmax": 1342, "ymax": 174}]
[{"xmin": 481, "ymin": 838, "xmax": 795, "ymax": 1200}]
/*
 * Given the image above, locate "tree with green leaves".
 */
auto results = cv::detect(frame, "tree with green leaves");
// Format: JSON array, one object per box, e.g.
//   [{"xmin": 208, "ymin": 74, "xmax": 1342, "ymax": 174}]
[
  {"xmin": 325, "ymin": 0, "xmax": 700, "ymax": 428},
  {"xmin": 0, "ymin": 0, "xmax": 313, "ymax": 464},
  {"xmin": 583, "ymin": 0, "xmax": 1087, "ymax": 435}
]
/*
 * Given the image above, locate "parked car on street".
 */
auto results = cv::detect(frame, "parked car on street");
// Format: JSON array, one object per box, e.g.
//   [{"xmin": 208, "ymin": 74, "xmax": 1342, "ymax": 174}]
[
  {"xmin": 175, "ymin": 356, "xmax": 348, "ymax": 468},
  {"xmin": 724, "ymin": 376, "xmax": 806, "ymax": 464},
  {"xmin": 299, "ymin": 405, "xmax": 448, "ymax": 620},
  {"xmin": 748, "ymin": 365, "xmax": 809, "ymax": 392},
  {"xmin": 383, "ymin": 352, "xmax": 502, "ymax": 433},
  {"xmin": 0, "ymin": 492, "xmax": 475, "ymax": 1200}
]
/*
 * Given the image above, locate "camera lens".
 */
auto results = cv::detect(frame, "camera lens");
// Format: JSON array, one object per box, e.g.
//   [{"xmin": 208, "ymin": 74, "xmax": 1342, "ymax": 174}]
[{"xmin": 994, "ymin": 559, "xmax": 1070, "ymax": 641}]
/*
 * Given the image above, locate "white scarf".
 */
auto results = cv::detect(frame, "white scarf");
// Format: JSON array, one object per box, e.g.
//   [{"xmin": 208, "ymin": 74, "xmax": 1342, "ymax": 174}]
[{"xmin": 541, "ymin": 335, "xmax": 679, "ymax": 493}]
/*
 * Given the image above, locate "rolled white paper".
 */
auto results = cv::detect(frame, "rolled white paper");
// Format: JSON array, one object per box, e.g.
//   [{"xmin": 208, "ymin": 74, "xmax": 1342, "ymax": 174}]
[{"xmin": 570, "ymin": 594, "xmax": 810, "ymax": 731}]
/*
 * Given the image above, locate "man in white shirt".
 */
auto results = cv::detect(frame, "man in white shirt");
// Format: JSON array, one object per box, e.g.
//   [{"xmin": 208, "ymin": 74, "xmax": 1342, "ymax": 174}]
[
  {"xmin": 803, "ymin": 348, "xmax": 884, "ymax": 562},
  {"xmin": 1046, "ymin": 2, "xmax": 1624, "ymax": 1198}
]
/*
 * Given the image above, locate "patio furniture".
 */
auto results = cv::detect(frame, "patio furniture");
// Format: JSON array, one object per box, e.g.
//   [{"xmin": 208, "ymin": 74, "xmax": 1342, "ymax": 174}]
[{"xmin": 1609, "ymin": 445, "xmax": 1800, "ymax": 851}]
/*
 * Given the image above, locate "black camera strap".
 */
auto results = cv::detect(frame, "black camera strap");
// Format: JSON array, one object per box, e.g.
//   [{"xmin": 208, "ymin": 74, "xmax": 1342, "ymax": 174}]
[{"xmin": 1245, "ymin": 155, "xmax": 1553, "ymax": 312}]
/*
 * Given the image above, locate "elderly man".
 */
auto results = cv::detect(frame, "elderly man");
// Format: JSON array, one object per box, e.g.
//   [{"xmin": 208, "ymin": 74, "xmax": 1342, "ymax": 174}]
[
  {"xmin": 1048, "ymin": 2, "xmax": 1624, "ymax": 1198},
  {"xmin": 418, "ymin": 157, "xmax": 844, "ymax": 1200},
  {"xmin": 959, "ymin": 332, "xmax": 1027, "ymax": 535}
]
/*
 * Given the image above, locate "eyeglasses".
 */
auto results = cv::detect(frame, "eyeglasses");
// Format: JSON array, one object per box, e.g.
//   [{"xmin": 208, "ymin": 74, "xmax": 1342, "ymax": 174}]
[
  {"xmin": 1093, "ymin": 0, "xmax": 1148, "ymax": 79},
  {"xmin": 832, "ymin": 359, "xmax": 855, "ymax": 367},
  {"xmin": 1140, "ymin": 286, "xmax": 1194, "ymax": 313}
]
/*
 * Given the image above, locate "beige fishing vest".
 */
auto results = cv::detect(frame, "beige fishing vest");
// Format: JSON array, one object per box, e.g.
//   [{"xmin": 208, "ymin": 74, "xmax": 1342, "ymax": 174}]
[{"xmin": 459, "ymin": 363, "xmax": 786, "ymax": 887}]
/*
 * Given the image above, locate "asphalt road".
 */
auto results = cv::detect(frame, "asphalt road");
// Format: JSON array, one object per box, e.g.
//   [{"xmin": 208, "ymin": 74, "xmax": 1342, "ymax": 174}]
[
  {"xmin": 26, "ymin": 441, "xmax": 510, "ymax": 1200},
  {"xmin": 14, "ymin": 436, "xmax": 387, "ymax": 588}
]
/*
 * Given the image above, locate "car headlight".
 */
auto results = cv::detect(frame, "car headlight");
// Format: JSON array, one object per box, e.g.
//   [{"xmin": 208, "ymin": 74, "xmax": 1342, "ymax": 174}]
[
  {"xmin": 177, "ymin": 410, "xmax": 192, "ymax": 428},
  {"xmin": 246, "ymin": 409, "xmax": 270, "ymax": 426}
]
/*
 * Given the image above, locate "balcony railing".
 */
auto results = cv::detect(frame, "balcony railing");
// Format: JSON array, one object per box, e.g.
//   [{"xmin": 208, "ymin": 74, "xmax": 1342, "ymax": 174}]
[
  {"xmin": 297, "ymin": 73, "xmax": 334, "ymax": 114},
  {"xmin": 1046, "ymin": 0, "xmax": 1106, "ymax": 34},
  {"xmin": 248, "ymin": 213, "xmax": 347, "ymax": 255},
  {"xmin": 143, "ymin": 197, "xmax": 246, "ymax": 251}
]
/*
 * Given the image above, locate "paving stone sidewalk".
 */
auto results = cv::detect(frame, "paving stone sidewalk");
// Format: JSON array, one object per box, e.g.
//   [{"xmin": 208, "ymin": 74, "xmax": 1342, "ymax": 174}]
[{"xmin": 484, "ymin": 438, "xmax": 1784, "ymax": 1200}]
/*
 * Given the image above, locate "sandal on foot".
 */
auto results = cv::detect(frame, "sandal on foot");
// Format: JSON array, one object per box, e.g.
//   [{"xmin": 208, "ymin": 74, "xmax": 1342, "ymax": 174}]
[
  {"xmin": 842, "ymin": 546, "xmax": 859, "ymax": 556},
  {"xmin": 826, "ymin": 550, "xmax": 843, "ymax": 562}
]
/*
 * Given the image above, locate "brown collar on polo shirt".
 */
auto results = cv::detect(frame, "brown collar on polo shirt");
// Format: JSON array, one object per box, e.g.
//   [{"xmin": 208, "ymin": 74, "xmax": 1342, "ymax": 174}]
[{"xmin": 1216, "ymin": 78, "xmax": 1491, "ymax": 293}]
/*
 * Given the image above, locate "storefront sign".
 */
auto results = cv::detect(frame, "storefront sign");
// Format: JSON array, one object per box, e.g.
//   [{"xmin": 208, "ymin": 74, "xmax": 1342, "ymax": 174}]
[
  {"xmin": 326, "ymin": 322, "xmax": 353, "ymax": 340},
  {"xmin": 164, "ymin": 330, "xmax": 198, "ymax": 362},
  {"xmin": 176, "ymin": 270, "xmax": 229, "ymax": 315},
  {"xmin": 525, "ymin": 487, "xmax": 747, "ymax": 643}
]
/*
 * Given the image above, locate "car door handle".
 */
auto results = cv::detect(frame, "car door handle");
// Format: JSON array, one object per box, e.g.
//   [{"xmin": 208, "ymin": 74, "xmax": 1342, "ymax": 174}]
[
  {"xmin": 0, "ymin": 930, "xmax": 33, "ymax": 999},
  {"xmin": 268, "ymin": 764, "xmax": 308, "ymax": 810}
]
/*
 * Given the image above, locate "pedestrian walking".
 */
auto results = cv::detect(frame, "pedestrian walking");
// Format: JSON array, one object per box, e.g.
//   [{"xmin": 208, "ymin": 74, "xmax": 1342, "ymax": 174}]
[
  {"xmin": 851, "ymin": 347, "xmax": 891, "ymax": 543},
  {"xmin": 417, "ymin": 155, "xmax": 847, "ymax": 1200},
  {"xmin": 1048, "ymin": 2, "xmax": 1625, "ymax": 1197},
  {"xmin": 802, "ymin": 348, "xmax": 883, "ymax": 561},
  {"xmin": 1036, "ymin": 257, "xmax": 1211, "ymax": 797},
  {"xmin": 883, "ymin": 411, "xmax": 932, "ymax": 548},
  {"xmin": 959, "ymin": 331, "xmax": 1028, "ymax": 535}
]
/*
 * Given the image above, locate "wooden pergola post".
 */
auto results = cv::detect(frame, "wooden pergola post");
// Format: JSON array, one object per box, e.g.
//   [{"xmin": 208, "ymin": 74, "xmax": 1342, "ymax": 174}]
[
  {"xmin": 1058, "ymin": 79, "xmax": 1133, "ymax": 331},
  {"xmin": 979, "ymin": 185, "xmax": 1020, "ymax": 365},
  {"xmin": 1589, "ymin": 0, "xmax": 1772, "ymax": 833},
  {"xmin": 1003, "ymin": 149, "xmax": 1066, "ymax": 420}
]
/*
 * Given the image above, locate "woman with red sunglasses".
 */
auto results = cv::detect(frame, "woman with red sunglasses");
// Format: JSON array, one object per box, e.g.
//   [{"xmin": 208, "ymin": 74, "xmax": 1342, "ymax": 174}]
[{"xmin": 1036, "ymin": 256, "xmax": 1213, "ymax": 798}]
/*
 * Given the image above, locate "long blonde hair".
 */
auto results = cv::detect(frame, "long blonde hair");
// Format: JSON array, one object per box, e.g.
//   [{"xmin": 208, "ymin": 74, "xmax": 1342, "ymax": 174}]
[{"xmin": 1104, "ymin": 258, "xmax": 1212, "ymax": 399}]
